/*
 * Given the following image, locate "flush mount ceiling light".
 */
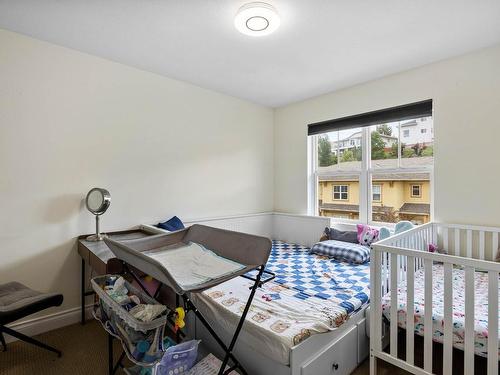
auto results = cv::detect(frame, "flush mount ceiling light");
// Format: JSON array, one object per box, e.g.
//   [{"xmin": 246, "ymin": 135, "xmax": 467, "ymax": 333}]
[{"xmin": 234, "ymin": 2, "xmax": 280, "ymax": 37}]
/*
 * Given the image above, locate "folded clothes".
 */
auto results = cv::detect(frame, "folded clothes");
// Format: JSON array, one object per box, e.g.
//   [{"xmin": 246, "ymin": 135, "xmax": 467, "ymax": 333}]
[{"xmin": 129, "ymin": 304, "xmax": 167, "ymax": 322}]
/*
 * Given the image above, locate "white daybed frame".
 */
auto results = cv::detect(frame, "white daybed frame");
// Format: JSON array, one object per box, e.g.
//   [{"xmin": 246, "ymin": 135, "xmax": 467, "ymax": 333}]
[
  {"xmin": 371, "ymin": 222, "xmax": 500, "ymax": 375},
  {"xmin": 142, "ymin": 212, "xmax": 370, "ymax": 375}
]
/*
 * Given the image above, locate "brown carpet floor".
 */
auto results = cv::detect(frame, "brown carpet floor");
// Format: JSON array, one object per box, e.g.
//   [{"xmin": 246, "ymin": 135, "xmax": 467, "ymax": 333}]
[
  {"xmin": 0, "ymin": 321, "xmax": 128, "ymax": 375},
  {"xmin": 0, "ymin": 321, "xmax": 409, "ymax": 375}
]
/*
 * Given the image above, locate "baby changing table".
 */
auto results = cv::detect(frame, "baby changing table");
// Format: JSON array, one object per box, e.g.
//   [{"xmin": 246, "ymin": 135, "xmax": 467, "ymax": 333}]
[{"xmin": 104, "ymin": 224, "xmax": 272, "ymax": 375}]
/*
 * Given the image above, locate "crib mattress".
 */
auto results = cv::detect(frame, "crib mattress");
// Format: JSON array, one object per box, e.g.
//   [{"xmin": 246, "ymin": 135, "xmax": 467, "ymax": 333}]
[
  {"xmin": 382, "ymin": 263, "xmax": 500, "ymax": 358},
  {"xmin": 191, "ymin": 240, "xmax": 370, "ymax": 365}
]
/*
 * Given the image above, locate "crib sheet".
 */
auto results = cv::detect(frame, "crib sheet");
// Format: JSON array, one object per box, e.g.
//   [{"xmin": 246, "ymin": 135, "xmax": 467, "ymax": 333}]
[
  {"xmin": 382, "ymin": 263, "xmax": 500, "ymax": 358},
  {"xmin": 191, "ymin": 240, "xmax": 370, "ymax": 365}
]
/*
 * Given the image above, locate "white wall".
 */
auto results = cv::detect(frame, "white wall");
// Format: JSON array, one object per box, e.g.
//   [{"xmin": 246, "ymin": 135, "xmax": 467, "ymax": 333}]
[
  {"xmin": 0, "ymin": 29, "xmax": 274, "ymax": 316},
  {"xmin": 274, "ymin": 43, "xmax": 500, "ymax": 227}
]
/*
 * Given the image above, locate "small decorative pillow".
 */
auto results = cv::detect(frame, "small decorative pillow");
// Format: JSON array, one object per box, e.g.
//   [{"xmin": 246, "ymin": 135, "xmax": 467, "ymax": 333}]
[
  {"xmin": 378, "ymin": 227, "xmax": 392, "ymax": 241},
  {"xmin": 310, "ymin": 240, "xmax": 370, "ymax": 264},
  {"xmin": 356, "ymin": 224, "xmax": 379, "ymax": 247},
  {"xmin": 394, "ymin": 221, "xmax": 414, "ymax": 234},
  {"xmin": 157, "ymin": 216, "xmax": 185, "ymax": 231},
  {"xmin": 322, "ymin": 227, "xmax": 358, "ymax": 244}
]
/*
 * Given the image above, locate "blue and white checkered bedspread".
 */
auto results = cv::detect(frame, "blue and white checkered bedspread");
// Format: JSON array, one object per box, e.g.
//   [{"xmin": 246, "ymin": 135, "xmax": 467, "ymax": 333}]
[{"xmin": 265, "ymin": 240, "xmax": 370, "ymax": 314}]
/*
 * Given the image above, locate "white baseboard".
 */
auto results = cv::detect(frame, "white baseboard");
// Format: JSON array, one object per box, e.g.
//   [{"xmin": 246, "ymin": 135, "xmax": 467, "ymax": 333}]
[{"xmin": 4, "ymin": 304, "xmax": 94, "ymax": 344}]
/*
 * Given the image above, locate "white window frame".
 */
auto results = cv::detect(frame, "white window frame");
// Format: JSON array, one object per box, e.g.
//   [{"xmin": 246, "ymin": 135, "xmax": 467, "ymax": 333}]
[
  {"xmin": 411, "ymin": 184, "xmax": 422, "ymax": 198},
  {"xmin": 308, "ymin": 119, "xmax": 434, "ymax": 225},
  {"xmin": 333, "ymin": 184, "xmax": 349, "ymax": 200},
  {"xmin": 372, "ymin": 184, "xmax": 382, "ymax": 202}
]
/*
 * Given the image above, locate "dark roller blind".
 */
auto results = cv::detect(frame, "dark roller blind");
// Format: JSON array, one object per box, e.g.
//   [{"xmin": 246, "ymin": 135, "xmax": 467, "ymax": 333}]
[{"xmin": 307, "ymin": 99, "xmax": 432, "ymax": 136}]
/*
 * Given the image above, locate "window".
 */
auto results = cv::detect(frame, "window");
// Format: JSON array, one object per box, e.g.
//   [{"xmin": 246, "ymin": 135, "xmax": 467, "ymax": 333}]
[
  {"xmin": 411, "ymin": 184, "xmax": 421, "ymax": 198},
  {"xmin": 372, "ymin": 185, "xmax": 381, "ymax": 202},
  {"xmin": 308, "ymin": 100, "xmax": 433, "ymax": 225},
  {"xmin": 333, "ymin": 185, "xmax": 349, "ymax": 200}
]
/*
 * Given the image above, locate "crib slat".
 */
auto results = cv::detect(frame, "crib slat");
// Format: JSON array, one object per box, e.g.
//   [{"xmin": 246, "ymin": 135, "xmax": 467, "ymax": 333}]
[
  {"xmin": 370, "ymin": 248, "xmax": 382, "ymax": 375},
  {"xmin": 443, "ymin": 263, "xmax": 453, "ymax": 375},
  {"xmin": 402, "ymin": 254, "xmax": 406, "ymax": 282},
  {"xmin": 382, "ymin": 251, "xmax": 387, "ymax": 295},
  {"xmin": 479, "ymin": 231, "xmax": 485, "ymax": 260},
  {"xmin": 487, "ymin": 271, "xmax": 499, "ymax": 375},
  {"xmin": 492, "ymin": 232, "xmax": 498, "ymax": 262},
  {"xmin": 390, "ymin": 253, "xmax": 398, "ymax": 358},
  {"xmin": 466, "ymin": 230, "xmax": 472, "ymax": 258},
  {"xmin": 424, "ymin": 259, "xmax": 433, "ymax": 372},
  {"xmin": 406, "ymin": 256, "xmax": 415, "ymax": 366},
  {"xmin": 443, "ymin": 227, "xmax": 449, "ymax": 253},
  {"xmin": 454, "ymin": 228, "xmax": 460, "ymax": 256},
  {"xmin": 464, "ymin": 266, "xmax": 475, "ymax": 375}
]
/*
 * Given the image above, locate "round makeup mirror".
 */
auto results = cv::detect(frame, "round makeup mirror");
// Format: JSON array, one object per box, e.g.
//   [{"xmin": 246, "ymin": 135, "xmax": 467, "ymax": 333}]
[
  {"xmin": 86, "ymin": 188, "xmax": 111, "ymax": 215},
  {"xmin": 85, "ymin": 188, "xmax": 111, "ymax": 241}
]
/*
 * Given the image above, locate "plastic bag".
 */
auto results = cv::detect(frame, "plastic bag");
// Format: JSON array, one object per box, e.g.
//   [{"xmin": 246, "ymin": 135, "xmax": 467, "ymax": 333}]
[{"xmin": 156, "ymin": 340, "xmax": 200, "ymax": 375}]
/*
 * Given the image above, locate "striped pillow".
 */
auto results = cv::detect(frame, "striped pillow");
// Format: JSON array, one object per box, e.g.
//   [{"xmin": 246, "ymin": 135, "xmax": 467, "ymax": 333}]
[{"xmin": 310, "ymin": 240, "xmax": 370, "ymax": 264}]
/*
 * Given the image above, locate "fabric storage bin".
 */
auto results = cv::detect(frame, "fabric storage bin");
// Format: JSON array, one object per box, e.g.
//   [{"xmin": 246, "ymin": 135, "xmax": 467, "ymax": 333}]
[{"xmin": 91, "ymin": 275, "xmax": 169, "ymax": 367}]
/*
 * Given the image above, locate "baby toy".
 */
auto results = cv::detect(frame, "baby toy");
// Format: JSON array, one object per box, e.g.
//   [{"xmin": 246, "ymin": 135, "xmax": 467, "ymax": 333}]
[
  {"xmin": 174, "ymin": 307, "xmax": 185, "ymax": 332},
  {"xmin": 356, "ymin": 224, "xmax": 379, "ymax": 246}
]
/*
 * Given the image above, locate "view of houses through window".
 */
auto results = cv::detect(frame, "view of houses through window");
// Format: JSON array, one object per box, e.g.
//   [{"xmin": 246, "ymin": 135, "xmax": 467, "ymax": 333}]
[{"xmin": 314, "ymin": 116, "xmax": 433, "ymax": 224}]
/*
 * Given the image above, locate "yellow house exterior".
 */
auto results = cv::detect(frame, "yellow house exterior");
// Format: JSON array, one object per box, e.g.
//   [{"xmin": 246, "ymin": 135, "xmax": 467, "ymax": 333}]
[{"xmin": 318, "ymin": 177, "xmax": 431, "ymax": 224}]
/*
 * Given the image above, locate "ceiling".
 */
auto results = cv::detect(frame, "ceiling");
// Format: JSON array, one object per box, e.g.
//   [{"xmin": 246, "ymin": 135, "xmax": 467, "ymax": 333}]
[{"xmin": 1, "ymin": 1, "xmax": 500, "ymax": 107}]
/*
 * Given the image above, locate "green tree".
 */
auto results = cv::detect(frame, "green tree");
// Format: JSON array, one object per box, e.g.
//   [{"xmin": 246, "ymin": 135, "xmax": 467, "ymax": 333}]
[
  {"xmin": 411, "ymin": 143, "xmax": 426, "ymax": 157},
  {"xmin": 402, "ymin": 148, "xmax": 414, "ymax": 158},
  {"xmin": 390, "ymin": 142, "xmax": 406, "ymax": 158},
  {"xmin": 421, "ymin": 145, "xmax": 433, "ymax": 157},
  {"xmin": 376, "ymin": 124, "xmax": 392, "ymax": 136},
  {"xmin": 341, "ymin": 149, "xmax": 355, "ymax": 162},
  {"xmin": 352, "ymin": 146, "xmax": 362, "ymax": 161},
  {"xmin": 318, "ymin": 136, "xmax": 336, "ymax": 166},
  {"xmin": 371, "ymin": 131, "xmax": 386, "ymax": 160}
]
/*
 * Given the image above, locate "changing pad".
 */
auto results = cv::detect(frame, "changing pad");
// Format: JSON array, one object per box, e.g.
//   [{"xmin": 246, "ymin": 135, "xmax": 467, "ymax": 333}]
[{"xmin": 143, "ymin": 242, "xmax": 245, "ymax": 289}]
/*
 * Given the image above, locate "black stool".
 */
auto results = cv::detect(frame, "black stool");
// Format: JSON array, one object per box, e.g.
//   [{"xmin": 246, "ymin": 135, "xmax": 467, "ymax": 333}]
[{"xmin": 0, "ymin": 282, "xmax": 63, "ymax": 357}]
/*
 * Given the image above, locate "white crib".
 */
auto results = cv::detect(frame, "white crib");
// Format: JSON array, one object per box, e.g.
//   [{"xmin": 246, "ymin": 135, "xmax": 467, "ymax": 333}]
[{"xmin": 370, "ymin": 222, "xmax": 500, "ymax": 375}]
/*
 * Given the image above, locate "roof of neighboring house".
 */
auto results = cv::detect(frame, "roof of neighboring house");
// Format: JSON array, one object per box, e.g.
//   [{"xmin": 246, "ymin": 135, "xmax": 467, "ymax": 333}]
[
  {"xmin": 318, "ymin": 156, "xmax": 432, "ymax": 181},
  {"xmin": 401, "ymin": 120, "xmax": 418, "ymax": 127},
  {"xmin": 332, "ymin": 131, "xmax": 397, "ymax": 143},
  {"xmin": 399, "ymin": 203, "xmax": 431, "ymax": 215},
  {"xmin": 318, "ymin": 172, "xmax": 430, "ymax": 182},
  {"xmin": 319, "ymin": 203, "xmax": 394, "ymax": 213}
]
